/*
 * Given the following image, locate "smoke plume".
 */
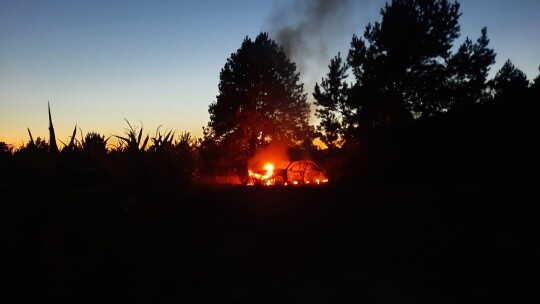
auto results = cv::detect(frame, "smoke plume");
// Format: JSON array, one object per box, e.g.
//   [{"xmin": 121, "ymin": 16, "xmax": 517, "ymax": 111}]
[{"xmin": 267, "ymin": 0, "xmax": 355, "ymax": 87}]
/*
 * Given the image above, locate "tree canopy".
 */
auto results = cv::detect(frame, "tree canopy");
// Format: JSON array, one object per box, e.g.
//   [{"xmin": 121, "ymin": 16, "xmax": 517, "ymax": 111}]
[
  {"xmin": 205, "ymin": 32, "xmax": 312, "ymax": 168},
  {"xmin": 488, "ymin": 59, "xmax": 530, "ymax": 98},
  {"xmin": 314, "ymin": 0, "xmax": 496, "ymax": 149}
]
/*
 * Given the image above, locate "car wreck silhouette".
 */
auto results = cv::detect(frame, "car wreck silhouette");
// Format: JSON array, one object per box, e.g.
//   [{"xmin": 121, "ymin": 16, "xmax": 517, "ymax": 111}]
[{"xmin": 246, "ymin": 160, "xmax": 329, "ymax": 186}]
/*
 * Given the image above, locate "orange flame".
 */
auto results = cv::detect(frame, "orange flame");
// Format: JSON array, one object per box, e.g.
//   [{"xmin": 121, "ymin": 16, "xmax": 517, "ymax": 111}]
[
  {"xmin": 247, "ymin": 162, "xmax": 275, "ymax": 186},
  {"xmin": 246, "ymin": 159, "xmax": 329, "ymax": 186}
]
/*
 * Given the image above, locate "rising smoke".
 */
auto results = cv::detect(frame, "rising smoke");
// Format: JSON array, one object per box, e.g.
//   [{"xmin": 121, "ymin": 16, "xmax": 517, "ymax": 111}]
[{"xmin": 267, "ymin": 0, "xmax": 355, "ymax": 88}]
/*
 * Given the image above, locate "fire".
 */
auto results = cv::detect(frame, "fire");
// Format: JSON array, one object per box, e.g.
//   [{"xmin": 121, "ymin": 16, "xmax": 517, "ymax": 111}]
[
  {"xmin": 247, "ymin": 162, "xmax": 275, "ymax": 186},
  {"xmin": 246, "ymin": 158, "xmax": 329, "ymax": 187}
]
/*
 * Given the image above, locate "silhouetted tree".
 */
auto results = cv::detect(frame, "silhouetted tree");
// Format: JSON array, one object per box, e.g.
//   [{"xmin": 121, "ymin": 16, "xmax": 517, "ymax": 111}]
[
  {"xmin": 533, "ymin": 66, "xmax": 540, "ymax": 89},
  {"xmin": 315, "ymin": 0, "xmax": 495, "ymax": 137},
  {"xmin": 82, "ymin": 131, "xmax": 109, "ymax": 155},
  {"xmin": 488, "ymin": 59, "xmax": 530, "ymax": 99},
  {"xmin": 19, "ymin": 136, "xmax": 49, "ymax": 153},
  {"xmin": 349, "ymin": 0, "xmax": 462, "ymax": 122},
  {"xmin": 0, "ymin": 142, "xmax": 13, "ymax": 157},
  {"xmin": 205, "ymin": 32, "xmax": 312, "ymax": 173},
  {"xmin": 447, "ymin": 27, "xmax": 496, "ymax": 109},
  {"xmin": 313, "ymin": 0, "xmax": 501, "ymax": 182},
  {"xmin": 79, "ymin": 131, "xmax": 109, "ymax": 176},
  {"xmin": 313, "ymin": 53, "xmax": 353, "ymax": 149},
  {"xmin": 12, "ymin": 135, "xmax": 52, "ymax": 187},
  {"xmin": 531, "ymin": 66, "xmax": 540, "ymax": 102},
  {"xmin": 315, "ymin": 0, "xmax": 496, "ymax": 145},
  {"xmin": 0, "ymin": 142, "xmax": 12, "ymax": 186}
]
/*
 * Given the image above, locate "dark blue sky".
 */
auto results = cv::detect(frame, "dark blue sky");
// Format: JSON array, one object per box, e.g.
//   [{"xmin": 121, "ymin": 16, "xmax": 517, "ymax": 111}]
[{"xmin": 1, "ymin": 0, "xmax": 539, "ymax": 146}]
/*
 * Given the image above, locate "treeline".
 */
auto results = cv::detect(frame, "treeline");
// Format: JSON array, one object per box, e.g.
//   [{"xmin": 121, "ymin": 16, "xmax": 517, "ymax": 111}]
[
  {"xmin": 1, "ymin": 65, "xmax": 537, "ymax": 193},
  {"xmin": 200, "ymin": 0, "xmax": 540, "ymax": 185},
  {"xmin": 2, "ymin": 0, "xmax": 540, "ymax": 191},
  {"xmin": 335, "ymin": 74, "xmax": 540, "ymax": 185}
]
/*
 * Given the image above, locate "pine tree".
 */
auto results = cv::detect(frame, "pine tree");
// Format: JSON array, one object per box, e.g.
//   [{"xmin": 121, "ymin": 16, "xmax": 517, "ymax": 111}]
[{"xmin": 206, "ymin": 32, "xmax": 312, "ymax": 169}]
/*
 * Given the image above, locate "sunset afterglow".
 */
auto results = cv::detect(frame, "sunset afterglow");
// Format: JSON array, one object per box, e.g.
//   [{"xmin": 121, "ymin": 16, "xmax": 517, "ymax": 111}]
[{"xmin": 1, "ymin": 1, "xmax": 539, "ymax": 147}]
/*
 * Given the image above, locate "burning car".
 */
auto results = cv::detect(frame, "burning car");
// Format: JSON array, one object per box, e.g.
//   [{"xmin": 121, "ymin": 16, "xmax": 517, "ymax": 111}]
[{"xmin": 246, "ymin": 160, "xmax": 329, "ymax": 186}]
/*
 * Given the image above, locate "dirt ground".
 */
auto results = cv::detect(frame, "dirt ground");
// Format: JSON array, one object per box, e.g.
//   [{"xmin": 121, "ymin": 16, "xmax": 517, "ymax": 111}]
[{"xmin": 3, "ymin": 182, "xmax": 539, "ymax": 303}]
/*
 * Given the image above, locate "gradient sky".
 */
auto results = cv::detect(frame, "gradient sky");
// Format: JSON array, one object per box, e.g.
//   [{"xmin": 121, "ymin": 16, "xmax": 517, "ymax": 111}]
[{"xmin": 1, "ymin": 0, "xmax": 539, "ymax": 148}]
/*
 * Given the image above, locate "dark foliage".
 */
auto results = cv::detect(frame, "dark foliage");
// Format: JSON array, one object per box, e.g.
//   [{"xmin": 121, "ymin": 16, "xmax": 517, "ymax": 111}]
[
  {"xmin": 313, "ymin": 52, "xmax": 352, "ymax": 149},
  {"xmin": 311, "ymin": 0, "xmax": 540, "ymax": 187},
  {"xmin": 488, "ymin": 59, "xmax": 531, "ymax": 99},
  {"xmin": 315, "ymin": 0, "xmax": 496, "ymax": 149},
  {"xmin": 204, "ymin": 32, "xmax": 313, "ymax": 177},
  {"xmin": 2, "ymin": 122, "xmax": 200, "ymax": 198}
]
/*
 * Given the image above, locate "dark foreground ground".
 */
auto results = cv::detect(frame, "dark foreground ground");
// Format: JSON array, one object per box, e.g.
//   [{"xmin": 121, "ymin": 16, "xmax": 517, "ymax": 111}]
[{"xmin": 3, "ymin": 182, "xmax": 539, "ymax": 303}]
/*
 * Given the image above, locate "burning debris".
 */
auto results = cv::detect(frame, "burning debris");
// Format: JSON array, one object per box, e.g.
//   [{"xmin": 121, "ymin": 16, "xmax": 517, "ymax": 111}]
[
  {"xmin": 248, "ymin": 163, "xmax": 276, "ymax": 186},
  {"xmin": 246, "ymin": 160, "xmax": 329, "ymax": 186},
  {"xmin": 243, "ymin": 141, "xmax": 329, "ymax": 186}
]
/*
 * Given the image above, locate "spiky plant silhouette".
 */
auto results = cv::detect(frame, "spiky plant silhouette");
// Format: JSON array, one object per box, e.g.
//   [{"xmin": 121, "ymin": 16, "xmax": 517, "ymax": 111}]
[
  {"xmin": 149, "ymin": 126, "xmax": 175, "ymax": 153},
  {"xmin": 48, "ymin": 102, "xmax": 59, "ymax": 154},
  {"xmin": 113, "ymin": 119, "xmax": 149, "ymax": 153}
]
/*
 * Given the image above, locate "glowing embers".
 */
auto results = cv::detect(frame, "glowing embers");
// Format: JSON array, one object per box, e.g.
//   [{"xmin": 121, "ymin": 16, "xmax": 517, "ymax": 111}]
[{"xmin": 315, "ymin": 178, "xmax": 329, "ymax": 185}]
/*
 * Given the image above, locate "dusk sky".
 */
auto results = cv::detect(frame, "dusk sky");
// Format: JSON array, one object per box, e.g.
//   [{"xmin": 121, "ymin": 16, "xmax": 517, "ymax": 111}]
[{"xmin": 1, "ymin": 0, "xmax": 539, "ymax": 147}]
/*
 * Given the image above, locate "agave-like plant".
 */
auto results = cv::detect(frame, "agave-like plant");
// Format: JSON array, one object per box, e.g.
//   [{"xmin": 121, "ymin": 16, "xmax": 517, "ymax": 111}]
[
  {"xmin": 149, "ymin": 125, "xmax": 175, "ymax": 153},
  {"xmin": 113, "ymin": 119, "xmax": 149, "ymax": 153}
]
